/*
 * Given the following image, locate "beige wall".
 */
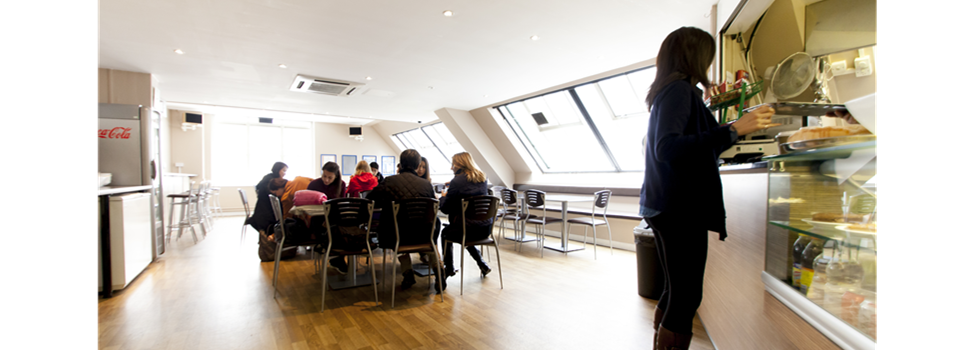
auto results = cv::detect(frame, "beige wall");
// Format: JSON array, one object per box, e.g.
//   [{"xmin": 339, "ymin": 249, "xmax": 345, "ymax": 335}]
[
  {"xmin": 168, "ymin": 109, "xmax": 206, "ymax": 185},
  {"xmin": 435, "ymin": 108, "xmax": 515, "ymax": 188}
]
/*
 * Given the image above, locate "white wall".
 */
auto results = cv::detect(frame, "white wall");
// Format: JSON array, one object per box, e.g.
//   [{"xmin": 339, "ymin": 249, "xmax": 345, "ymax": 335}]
[{"xmin": 168, "ymin": 109, "xmax": 206, "ymax": 184}]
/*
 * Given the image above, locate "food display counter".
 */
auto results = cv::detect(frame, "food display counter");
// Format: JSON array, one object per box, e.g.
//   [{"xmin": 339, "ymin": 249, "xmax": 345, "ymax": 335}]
[{"xmin": 763, "ymin": 141, "xmax": 876, "ymax": 349}]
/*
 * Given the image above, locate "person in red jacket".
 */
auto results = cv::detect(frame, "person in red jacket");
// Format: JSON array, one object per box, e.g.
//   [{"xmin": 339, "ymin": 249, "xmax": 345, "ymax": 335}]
[{"xmin": 346, "ymin": 160, "xmax": 379, "ymax": 198}]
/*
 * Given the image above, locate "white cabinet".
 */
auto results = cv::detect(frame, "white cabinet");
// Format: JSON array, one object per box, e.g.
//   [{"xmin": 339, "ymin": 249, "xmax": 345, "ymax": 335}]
[{"xmin": 99, "ymin": 192, "xmax": 152, "ymax": 291}]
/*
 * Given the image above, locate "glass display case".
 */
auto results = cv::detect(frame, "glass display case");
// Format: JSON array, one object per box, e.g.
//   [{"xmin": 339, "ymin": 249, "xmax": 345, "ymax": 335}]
[{"xmin": 763, "ymin": 141, "xmax": 876, "ymax": 350}]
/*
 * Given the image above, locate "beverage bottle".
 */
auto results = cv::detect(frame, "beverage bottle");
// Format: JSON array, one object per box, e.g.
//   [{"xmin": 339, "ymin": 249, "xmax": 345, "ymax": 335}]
[
  {"xmin": 792, "ymin": 235, "xmax": 812, "ymax": 290},
  {"xmin": 807, "ymin": 256, "xmax": 830, "ymax": 306},
  {"xmin": 799, "ymin": 238, "xmax": 824, "ymax": 295}
]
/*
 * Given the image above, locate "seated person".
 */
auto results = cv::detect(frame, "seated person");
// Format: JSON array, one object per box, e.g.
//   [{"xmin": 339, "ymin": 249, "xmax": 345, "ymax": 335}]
[
  {"xmin": 370, "ymin": 161, "xmax": 385, "ymax": 184},
  {"xmin": 346, "ymin": 160, "xmax": 379, "ymax": 198},
  {"xmin": 440, "ymin": 152, "xmax": 493, "ymax": 279},
  {"xmin": 247, "ymin": 162, "xmax": 288, "ymax": 240},
  {"xmin": 367, "ymin": 149, "xmax": 442, "ymax": 291}
]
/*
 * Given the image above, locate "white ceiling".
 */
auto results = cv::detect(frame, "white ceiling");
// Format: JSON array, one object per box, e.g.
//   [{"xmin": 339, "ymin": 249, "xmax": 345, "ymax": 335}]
[{"xmin": 99, "ymin": 0, "xmax": 716, "ymax": 124}]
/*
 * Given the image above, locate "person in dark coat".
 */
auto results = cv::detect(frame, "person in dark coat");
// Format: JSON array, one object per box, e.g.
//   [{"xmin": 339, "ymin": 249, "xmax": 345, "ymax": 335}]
[
  {"xmin": 247, "ymin": 162, "xmax": 288, "ymax": 240},
  {"xmin": 370, "ymin": 161, "xmax": 385, "ymax": 184},
  {"xmin": 639, "ymin": 27, "xmax": 775, "ymax": 350},
  {"xmin": 366, "ymin": 149, "xmax": 442, "ymax": 291},
  {"xmin": 439, "ymin": 152, "xmax": 492, "ymax": 282}
]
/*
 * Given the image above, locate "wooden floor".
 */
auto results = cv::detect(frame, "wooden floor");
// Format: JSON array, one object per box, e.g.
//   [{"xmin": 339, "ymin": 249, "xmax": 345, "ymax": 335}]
[{"xmin": 98, "ymin": 216, "xmax": 714, "ymax": 350}]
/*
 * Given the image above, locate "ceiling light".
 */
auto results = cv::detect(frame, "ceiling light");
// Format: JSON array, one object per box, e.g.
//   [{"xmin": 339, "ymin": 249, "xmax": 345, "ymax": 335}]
[
  {"xmin": 174, "ymin": 49, "xmax": 184, "ymax": 54},
  {"xmin": 530, "ymin": 35, "xmax": 539, "ymax": 41},
  {"xmin": 484, "ymin": 95, "xmax": 488, "ymax": 98},
  {"xmin": 366, "ymin": 76, "xmax": 372, "ymax": 80},
  {"xmin": 278, "ymin": 64, "xmax": 287, "ymax": 68},
  {"xmin": 443, "ymin": 10, "xmax": 453, "ymax": 17}
]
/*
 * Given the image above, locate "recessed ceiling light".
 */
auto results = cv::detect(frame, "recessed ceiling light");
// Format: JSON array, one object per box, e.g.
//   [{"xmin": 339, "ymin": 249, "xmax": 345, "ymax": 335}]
[
  {"xmin": 278, "ymin": 64, "xmax": 287, "ymax": 68},
  {"xmin": 366, "ymin": 76, "xmax": 372, "ymax": 80},
  {"xmin": 484, "ymin": 95, "xmax": 488, "ymax": 98},
  {"xmin": 174, "ymin": 49, "xmax": 184, "ymax": 54},
  {"xmin": 530, "ymin": 35, "xmax": 539, "ymax": 41},
  {"xmin": 443, "ymin": 10, "xmax": 453, "ymax": 17}
]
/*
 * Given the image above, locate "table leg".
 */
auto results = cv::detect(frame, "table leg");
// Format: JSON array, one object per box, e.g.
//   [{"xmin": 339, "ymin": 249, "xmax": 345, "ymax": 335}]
[{"xmin": 561, "ymin": 202, "xmax": 568, "ymax": 255}]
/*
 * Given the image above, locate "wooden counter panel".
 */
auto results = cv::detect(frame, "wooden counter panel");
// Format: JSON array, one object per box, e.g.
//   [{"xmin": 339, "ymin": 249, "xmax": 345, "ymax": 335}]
[{"xmin": 697, "ymin": 173, "xmax": 839, "ymax": 349}]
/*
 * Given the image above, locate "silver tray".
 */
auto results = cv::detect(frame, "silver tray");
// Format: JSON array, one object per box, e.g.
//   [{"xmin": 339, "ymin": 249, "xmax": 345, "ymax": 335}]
[
  {"xmin": 744, "ymin": 102, "xmax": 846, "ymax": 116},
  {"xmin": 779, "ymin": 135, "xmax": 876, "ymax": 154}
]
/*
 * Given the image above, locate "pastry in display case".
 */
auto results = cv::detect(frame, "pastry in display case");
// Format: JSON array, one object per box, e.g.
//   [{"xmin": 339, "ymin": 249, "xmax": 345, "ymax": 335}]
[{"xmin": 763, "ymin": 140, "xmax": 876, "ymax": 349}]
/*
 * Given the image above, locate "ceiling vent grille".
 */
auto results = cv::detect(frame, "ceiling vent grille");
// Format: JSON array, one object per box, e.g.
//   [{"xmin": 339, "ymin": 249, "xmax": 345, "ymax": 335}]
[{"xmin": 290, "ymin": 75, "xmax": 365, "ymax": 97}]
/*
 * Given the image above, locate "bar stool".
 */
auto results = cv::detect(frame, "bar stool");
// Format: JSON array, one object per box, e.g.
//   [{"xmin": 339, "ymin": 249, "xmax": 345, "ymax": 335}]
[{"xmin": 167, "ymin": 190, "xmax": 199, "ymax": 244}]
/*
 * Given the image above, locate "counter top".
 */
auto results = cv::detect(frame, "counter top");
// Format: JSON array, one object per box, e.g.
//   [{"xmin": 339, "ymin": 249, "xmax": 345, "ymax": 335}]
[
  {"xmin": 163, "ymin": 173, "xmax": 196, "ymax": 177},
  {"xmin": 718, "ymin": 161, "xmax": 768, "ymax": 173},
  {"xmin": 99, "ymin": 185, "xmax": 153, "ymax": 196}
]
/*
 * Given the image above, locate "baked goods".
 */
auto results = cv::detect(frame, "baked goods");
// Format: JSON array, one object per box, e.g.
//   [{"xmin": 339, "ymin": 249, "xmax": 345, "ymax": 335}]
[
  {"xmin": 787, "ymin": 125, "xmax": 871, "ymax": 143},
  {"xmin": 811, "ymin": 212, "xmax": 865, "ymax": 223},
  {"xmin": 845, "ymin": 223, "xmax": 877, "ymax": 232}
]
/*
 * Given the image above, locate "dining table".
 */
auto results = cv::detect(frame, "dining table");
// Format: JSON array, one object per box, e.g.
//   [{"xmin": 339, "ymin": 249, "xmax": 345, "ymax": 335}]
[
  {"xmin": 289, "ymin": 205, "xmax": 380, "ymax": 290},
  {"xmin": 511, "ymin": 193, "xmax": 596, "ymax": 255}
]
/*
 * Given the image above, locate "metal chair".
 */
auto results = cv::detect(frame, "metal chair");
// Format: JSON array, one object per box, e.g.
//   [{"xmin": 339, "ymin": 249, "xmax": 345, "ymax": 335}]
[
  {"xmin": 270, "ymin": 195, "xmax": 318, "ymax": 298},
  {"xmin": 383, "ymin": 198, "xmax": 445, "ymax": 308},
  {"xmin": 496, "ymin": 188, "xmax": 523, "ymax": 242},
  {"xmin": 320, "ymin": 198, "xmax": 380, "ymax": 310},
  {"xmin": 567, "ymin": 190, "xmax": 613, "ymax": 259},
  {"xmin": 443, "ymin": 195, "xmax": 503, "ymax": 295},
  {"xmin": 187, "ymin": 182, "xmax": 210, "ymax": 237},
  {"xmin": 522, "ymin": 189, "xmax": 562, "ymax": 257},
  {"xmin": 238, "ymin": 188, "xmax": 251, "ymax": 245}
]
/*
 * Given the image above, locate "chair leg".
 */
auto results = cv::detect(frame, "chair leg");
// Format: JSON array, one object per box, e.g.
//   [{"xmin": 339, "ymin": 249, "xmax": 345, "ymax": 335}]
[
  {"xmin": 606, "ymin": 224, "xmax": 613, "ymax": 255},
  {"xmin": 320, "ymin": 251, "xmax": 334, "ymax": 312},
  {"xmin": 459, "ymin": 242, "xmax": 464, "ymax": 296},
  {"xmin": 367, "ymin": 248, "xmax": 379, "ymax": 307},
  {"xmin": 391, "ymin": 250, "xmax": 397, "ymax": 309},
  {"xmin": 272, "ymin": 237, "xmax": 286, "ymax": 298},
  {"xmin": 493, "ymin": 242, "xmax": 503, "ymax": 289}
]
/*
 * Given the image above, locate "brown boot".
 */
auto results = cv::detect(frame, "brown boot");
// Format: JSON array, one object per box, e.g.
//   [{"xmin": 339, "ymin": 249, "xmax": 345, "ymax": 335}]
[{"xmin": 655, "ymin": 325, "xmax": 692, "ymax": 350}]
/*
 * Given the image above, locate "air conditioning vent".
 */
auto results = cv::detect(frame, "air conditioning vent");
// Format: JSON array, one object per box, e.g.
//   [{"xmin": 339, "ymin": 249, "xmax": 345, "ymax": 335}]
[{"xmin": 290, "ymin": 75, "xmax": 365, "ymax": 97}]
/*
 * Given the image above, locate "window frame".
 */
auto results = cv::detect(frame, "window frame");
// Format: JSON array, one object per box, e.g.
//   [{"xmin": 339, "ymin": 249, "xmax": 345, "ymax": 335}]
[
  {"xmin": 494, "ymin": 65, "xmax": 657, "ymax": 174},
  {"xmin": 390, "ymin": 121, "xmax": 463, "ymax": 175}
]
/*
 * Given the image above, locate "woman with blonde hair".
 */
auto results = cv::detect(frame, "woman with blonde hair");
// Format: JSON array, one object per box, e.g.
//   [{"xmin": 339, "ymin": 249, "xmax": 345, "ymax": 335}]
[
  {"xmin": 438, "ymin": 152, "xmax": 492, "ymax": 287},
  {"xmin": 346, "ymin": 160, "xmax": 379, "ymax": 198}
]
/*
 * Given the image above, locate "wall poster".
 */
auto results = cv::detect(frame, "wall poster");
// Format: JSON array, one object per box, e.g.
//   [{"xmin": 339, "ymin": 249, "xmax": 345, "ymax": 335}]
[
  {"xmin": 320, "ymin": 154, "xmax": 336, "ymax": 168},
  {"xmin": 381, "ymin": 156, "xmax": 396, "ymax": 175},
  {"xmin": 341, "ymin": 155, "xmax": 357, "ymax": 175}
]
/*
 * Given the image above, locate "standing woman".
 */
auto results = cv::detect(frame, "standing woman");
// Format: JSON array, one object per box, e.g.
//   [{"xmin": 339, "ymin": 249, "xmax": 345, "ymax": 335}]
[
  {"xmin": 640, "ymin": 27, "xmax": 774, "ymax": 350},
  {"xmin": 439, "ymin": 152, "xmax": 493, "ymax": 287},
  {"xmin": 248, "ymin": 162, "xmax": 288, "ymax": 241}
]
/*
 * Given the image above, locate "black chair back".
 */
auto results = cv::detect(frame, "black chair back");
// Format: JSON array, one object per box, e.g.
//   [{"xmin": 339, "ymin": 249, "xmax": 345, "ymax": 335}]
[
  {"xmin": 358, "ymin": 190, "xmax": 372, "ymax": 199},
  {"xmin": 269, "ymin": 194, "xmax": 283, "ymax": 229},
  {"xmin": 524, "ymin": 189, "xmax": 546, "ymax": 208},
  {"xmin": 594, "ymin": 190, "xmax": 612, "ymax": 208},
  {"xmin": 323, "ymin": 198, "xmax": 374, "ymax": 250},
  {"xmin": 463, "ymin": 195, "xmax": 500, "ymax": 224},
  {"xmin": 501, "ymin": 188, "xmax": 518, "ymax": 206},
  {"xmin": 239, "ymin": 188, "xmax": 251, "ymax": 215},
  {"xmin": 390, "ymin": 198, "xmax": 439, "ymax": 247}
]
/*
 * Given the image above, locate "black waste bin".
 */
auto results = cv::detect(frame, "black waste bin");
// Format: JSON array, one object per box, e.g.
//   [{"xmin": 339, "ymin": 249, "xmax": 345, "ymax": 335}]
[{"xmin": 635, "ymin": 230, "xmax": 665, "ymax": 300}]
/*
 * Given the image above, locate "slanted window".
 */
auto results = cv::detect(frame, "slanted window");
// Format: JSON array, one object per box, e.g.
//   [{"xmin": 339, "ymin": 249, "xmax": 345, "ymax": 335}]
[{"xmin": 390, "ymin": 122, "xmax": 463, "ymax": 175}]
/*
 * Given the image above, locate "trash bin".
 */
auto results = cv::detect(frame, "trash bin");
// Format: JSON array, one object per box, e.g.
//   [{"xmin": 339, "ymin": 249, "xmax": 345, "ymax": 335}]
[{"xmin": 634, "ymin": 221, "xmax": 665, "ymax": 300}]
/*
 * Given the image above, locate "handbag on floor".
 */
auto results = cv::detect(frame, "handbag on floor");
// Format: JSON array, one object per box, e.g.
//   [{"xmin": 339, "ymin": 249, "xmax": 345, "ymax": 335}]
[{"xmin": 258, "ymin": 222, "xmax": 297, "ymax": 262}]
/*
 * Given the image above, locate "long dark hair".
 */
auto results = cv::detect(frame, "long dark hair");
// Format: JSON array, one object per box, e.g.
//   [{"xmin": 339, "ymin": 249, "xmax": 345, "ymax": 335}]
[
  {"xmin": 418, "ymin": 157, "xmax": 431, "ymax": 181},
  {"xmin": 645, "ymin": 27, "xmax": 715, "ymax": 111},
  {"xmin": 271, "ymin": 162, "xmax": 288, "ymax": 178},
  {"xmin": 322, "ymin": 161, "xmax": 343, "ymax": 198}
]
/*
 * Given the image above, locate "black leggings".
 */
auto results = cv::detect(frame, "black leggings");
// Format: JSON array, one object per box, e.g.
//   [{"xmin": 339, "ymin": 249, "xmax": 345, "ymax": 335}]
[
  {"xmin": 645, "ymin": 215, "xmax": 708, "ymax": 335},
  {"xmin": 442, "ymin": 224, "xmax": 491, "ymax": 270}
]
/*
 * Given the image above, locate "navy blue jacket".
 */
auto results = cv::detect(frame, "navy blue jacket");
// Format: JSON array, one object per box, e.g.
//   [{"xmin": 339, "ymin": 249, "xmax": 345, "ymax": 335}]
[
  {"xmin": 439, "ymin": 171, "xmax": 491, "ymax": 227},
  {"xmin": 640, "ymin": 79, "xmax": 737, "ymax": 240}
]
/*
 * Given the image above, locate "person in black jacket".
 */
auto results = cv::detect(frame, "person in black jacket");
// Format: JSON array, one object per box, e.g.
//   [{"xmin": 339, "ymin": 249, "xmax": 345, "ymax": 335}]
[
  {"xmin": 439, "ymin": 152, "xmax": 492, "ymax": 282},
  {"xmin": 366, "ymin": 150, "xmax": 442, "ymax": 291},
  {"xmin": 639, "ymin": 27, "xmax": 774, "ymax": 350},
  {"xmin": 370, "ymin": 162, "xmax": 385, "ymax": 184},
  {"xmin": 247, "ymin": 162, "xmax": 288, "ymax": 241}
]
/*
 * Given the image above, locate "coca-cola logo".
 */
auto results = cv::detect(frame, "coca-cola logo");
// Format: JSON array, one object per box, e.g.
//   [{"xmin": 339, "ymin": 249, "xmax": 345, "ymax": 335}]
[{"xmin": 98, "ymin": 127, "xmax": 132, "ymax": 139}]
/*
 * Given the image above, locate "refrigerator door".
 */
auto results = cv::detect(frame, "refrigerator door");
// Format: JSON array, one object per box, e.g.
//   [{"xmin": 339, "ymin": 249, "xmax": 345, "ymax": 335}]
[{"xmin": 99, "ymin": 104, "xmax": 143, "ymax": 186}]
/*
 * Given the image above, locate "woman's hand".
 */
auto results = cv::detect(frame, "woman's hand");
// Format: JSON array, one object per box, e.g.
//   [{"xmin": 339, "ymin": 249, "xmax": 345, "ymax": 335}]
[{"xmin": 730, "ymin": 105, "xmax": 777, "ymax": 136}]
